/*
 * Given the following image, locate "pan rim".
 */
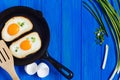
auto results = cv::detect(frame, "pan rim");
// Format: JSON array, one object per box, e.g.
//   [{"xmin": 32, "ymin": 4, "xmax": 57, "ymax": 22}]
[{"xmin": 0, "ymin": 6, "xmax": 50, "ymax": 65}]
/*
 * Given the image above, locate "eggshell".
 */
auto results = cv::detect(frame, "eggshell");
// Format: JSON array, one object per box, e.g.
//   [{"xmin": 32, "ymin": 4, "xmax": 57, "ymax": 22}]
[
  {"xmin": 24, "ymin": 62, "xmax": 38, "ymax": 75},
  {"xmin": 37, "ymin": 62, "xmax": 49, "ymax": 78}
]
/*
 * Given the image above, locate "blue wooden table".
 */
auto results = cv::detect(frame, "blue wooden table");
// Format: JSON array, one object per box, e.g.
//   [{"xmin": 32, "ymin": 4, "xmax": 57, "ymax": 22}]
[{"xmin": 0, "ymin": 0, "xmax": 118, "ymax": 80}]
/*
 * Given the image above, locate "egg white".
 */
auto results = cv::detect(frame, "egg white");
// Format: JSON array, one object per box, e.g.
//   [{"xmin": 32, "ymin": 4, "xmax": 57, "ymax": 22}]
[
  {"xmin": 2, "ymin": 16, "xmax": 33, "ymax": 42},
  {"xmin": 9, "ymin": 32, "xmax": 42, "ymax": 58}
]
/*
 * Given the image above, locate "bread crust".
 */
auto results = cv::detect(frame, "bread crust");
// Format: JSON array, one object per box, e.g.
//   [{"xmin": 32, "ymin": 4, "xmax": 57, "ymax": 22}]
[
  {"xmin": 9, "ymin": 32, "xmax": 42, "ymax": 58},
  {"xmin": 2, "ymin": 16, "xmax": 33, "ymax": 42}
]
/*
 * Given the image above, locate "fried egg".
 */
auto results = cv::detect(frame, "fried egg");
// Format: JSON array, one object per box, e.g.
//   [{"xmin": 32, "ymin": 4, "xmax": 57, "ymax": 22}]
[
  {"xmin": 2, "ymin": 16, "xmax": 33, "ymax": 42},
  {"xmin": 9, "ymin": 32, "xmax": 41, "ymax": 58}
]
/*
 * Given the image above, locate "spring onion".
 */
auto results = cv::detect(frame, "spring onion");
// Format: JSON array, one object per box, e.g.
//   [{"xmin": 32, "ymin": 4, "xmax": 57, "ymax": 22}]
[
  {"xmin": 102, "ymin": 44, "xmax": 109, "ymax": 70},
  {"xmin": 97, "ymin": 0, "xmax": 120, "ymax": 79},
  {"xmin": 83, "ymin": 0, "xmax": 108, "ymax": 45},
  {"xmin": 83, "ymin": 0, "xmax": 120, "ymax": 79}
]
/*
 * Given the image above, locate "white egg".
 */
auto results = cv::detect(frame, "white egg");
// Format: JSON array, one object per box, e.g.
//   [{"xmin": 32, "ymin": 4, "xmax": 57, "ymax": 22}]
[
  {"xmin": 37, "ymin": 62, "xmax": 49, "ymax": 78},
  {"xmin": 24, "ymin": 62, "xmax": 38, "ymax": 75},
  {"xmin": 2, "ymin": 16, "xmax": 33, "ymax": 42},
  {"xmin": 9, "ymin": 32, "xmax": 42, "ymax": 58}
]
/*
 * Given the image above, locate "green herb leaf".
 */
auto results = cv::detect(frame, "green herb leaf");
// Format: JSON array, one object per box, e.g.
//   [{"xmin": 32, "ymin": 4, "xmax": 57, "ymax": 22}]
[
  {"xmin": 83, "ymin": 1, "xmax": 108, "ymax": 45},
  {"xmin": 95, "ymin": 26, "xmax": 105, "ymax": 45},
  {"xmin": 15, "ymin": 47, "xmax": 19, "ymax": 52},
  {"xmin": 31, "ymin": 37, "xmax": 36, "ymax": 43},
  {"xmin": 18, "ymin": 22, "xmax": 24, "ymax": 27},
  {"xmin": 15, "ymin": 49, "xmax": 18, "ymax": 52},
  {"xmin": 83, "ymin": 0, "xmax": 120, "ymax": 79},
  {"xmin": 20, "ymin": 22, "xmax": 24, "ymax": 27}
]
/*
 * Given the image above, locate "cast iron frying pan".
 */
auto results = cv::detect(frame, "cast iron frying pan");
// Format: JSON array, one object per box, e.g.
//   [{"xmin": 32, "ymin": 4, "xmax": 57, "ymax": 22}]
[{"xmin": 0, "ymin": 6, "xmax": 73, "ymax": 79}]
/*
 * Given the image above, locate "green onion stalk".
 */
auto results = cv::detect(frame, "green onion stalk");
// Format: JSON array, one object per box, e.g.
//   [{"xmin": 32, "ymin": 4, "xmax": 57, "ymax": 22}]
[
  {"xmin": 83, "ymin": 0, "xmax": 108, "ymax": 45},
  {"xmin": 97, "ymin": 0, "xmax": 120, "ymax": 79},
  {"xmin": 83, "ymin": 0, "xmax": 120, "ymax": 79}
]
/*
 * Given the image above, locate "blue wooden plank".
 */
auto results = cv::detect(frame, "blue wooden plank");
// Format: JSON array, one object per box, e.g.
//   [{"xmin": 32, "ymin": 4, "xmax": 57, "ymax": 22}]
[
  {"xmin": 42, "ymin": 0, "xmax": 62, "ymax": 80},
  {"xmin": 100, "ymin": 13, "xmax": 117, "ymax": 79},
  {"xmin": 82, "ymin": 0, "xmax": 119, "ymax": 80},
  {"xmin": 100, "ymin": 1, "xmax": 119, "ymax": 79},
  {"xmin": 20, "ymin": 0, "xmax": 34, "ymax": 7},
  {"xmin": 71, "ymin": 1, "xmax": 81, "ymax": 80},
  {"xmin": 62, "ymin": 0, "xmax": 81, "ymax": 80},
  {"xmin": 20, "ymin": 0, "xmax": 42, "ymax": 11},
  {"xmin": 71, "ymin": 0, "xmax": 81, "ymax": 80},
  {"xmin": 62, "ymin": 0, "xmax": 73, "ymax": 79},
  {"xmin": 62, "ymin": 0, "xmax": 73, "ymax": 75},
  {"xmin": 0, "ymin": 0, "xmax": 21, "ymax": 12},
  {"xmin": 0, "ymin": 0, "xmax": 82, "ymax": 80},
  {"xmin": 61, "ymin": 0, "xmax": 81, "ymax": 80},
  {"xmin": 82, "ymin": 1, "xmax": 102, "ymax": 79},
  {"xmin": 101, "ymin": 38, "xmax": 117, "ymax": 80},
  {"xmin": 106, "ymin": 1, "xmax": 120, "ymax": 80},
  {"xmin": 16, "ymin": 0, "xmax": 42, "ymax": 80},
  {"xmin": 0, "ymin": 1, "xmax": 22, "ymax": 80}
]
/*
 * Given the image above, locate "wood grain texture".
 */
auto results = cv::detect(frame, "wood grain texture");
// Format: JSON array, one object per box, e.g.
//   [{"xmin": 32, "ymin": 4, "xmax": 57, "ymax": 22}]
[
  {"xmin": 62, "ymin": 0, "xmax": 81, "ymax": 80},
  {"xmin": 42, "ymin": 0, "xmax": 62, "ymax": 80},
  {"xmin": 0, "ymin": 0, "xmax": 80, "ymax": 80},
  {"xmin": 0, "ymin": 40, "xmax": 19, "ymax": 80},
  {"xmin": 82, "ymin": 5, "xmax": 101, "ymax": 80}
]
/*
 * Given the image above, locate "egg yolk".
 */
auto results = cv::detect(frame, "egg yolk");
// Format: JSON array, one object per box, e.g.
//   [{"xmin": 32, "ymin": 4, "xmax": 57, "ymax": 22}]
[
  {"xmin": 7, "ymin": 23, "xmax": 20, "ymax": 35},
  {"xmin": 20, "ymin": 39, "xmax": 31, "ymax": 50}
]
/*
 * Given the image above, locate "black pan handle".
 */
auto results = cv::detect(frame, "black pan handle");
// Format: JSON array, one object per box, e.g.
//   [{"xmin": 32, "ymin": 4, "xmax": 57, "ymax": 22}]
[{"xmin": 43, "ymin": 51, "xmax": 73, "ymax": 79}]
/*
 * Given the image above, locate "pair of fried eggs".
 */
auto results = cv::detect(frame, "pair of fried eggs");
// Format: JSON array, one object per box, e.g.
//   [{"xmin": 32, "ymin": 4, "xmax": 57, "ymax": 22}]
[{"xmin": 1, "ymin": 16, "xmax": 41, "ymax": 58}]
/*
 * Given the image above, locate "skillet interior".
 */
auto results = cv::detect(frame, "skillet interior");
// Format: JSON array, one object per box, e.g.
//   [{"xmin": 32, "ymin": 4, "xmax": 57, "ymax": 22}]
[{"xmin": 0, "ymin": 6, "xmax": 50, "ymax": 65}]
